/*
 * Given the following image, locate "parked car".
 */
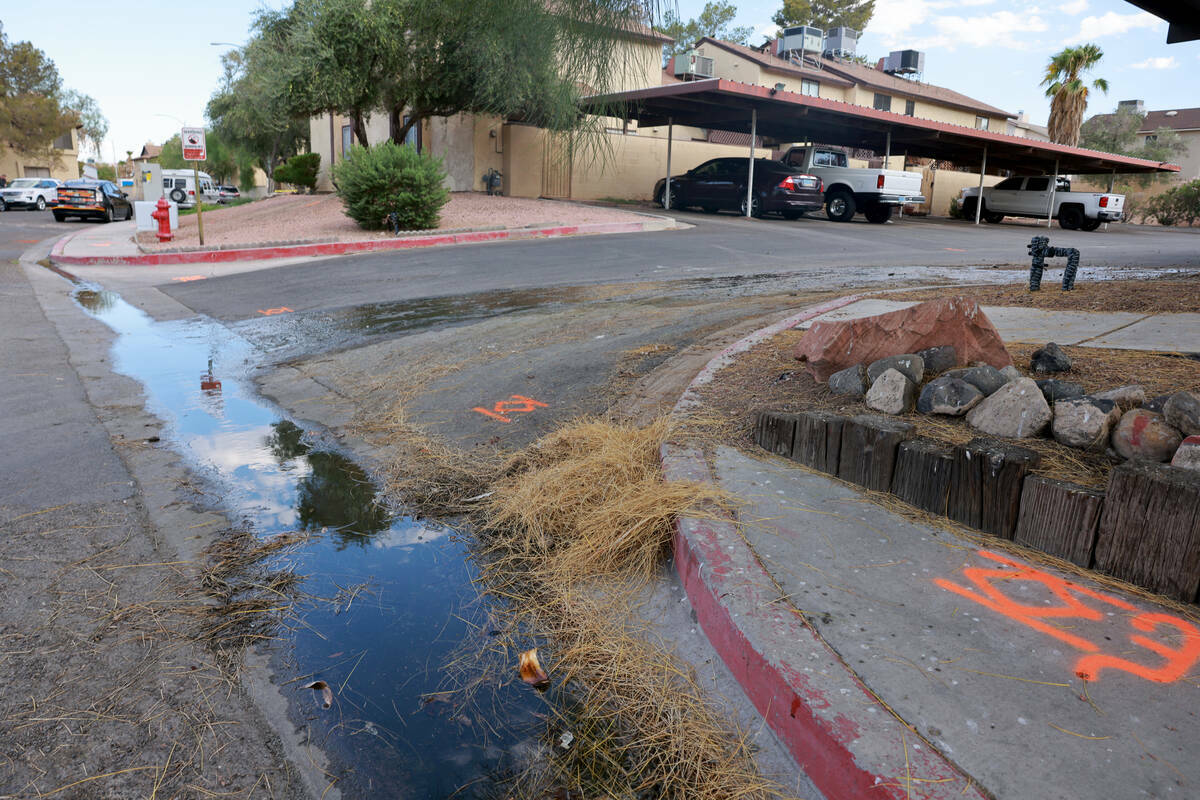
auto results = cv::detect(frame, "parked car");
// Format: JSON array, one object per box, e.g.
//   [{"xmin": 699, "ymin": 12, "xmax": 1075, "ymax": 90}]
[
  {"xmin": 652, "ymin": 157, "xmax": 824, "ymax": 219},
  {"xmin": 0, "ymin": 178, "xmax": 61, "ymax": 211},
  {"xmin": 959, "ymin": 176, "xmax": 1123, "ymax": 231},
  {"xmin": 160, "ymin": 168, "xmax": 219, "ymax": 208},
  {"xmin": 216, "ymin": 185, "xmax": 241, "ymax": 203},
  {"xmin": 52, "ymin": 179, "xmax": 133, "ymax": 223},
  {"xmin": 779, "ymin": 146, "xmax": 926, "ymax": 224}
]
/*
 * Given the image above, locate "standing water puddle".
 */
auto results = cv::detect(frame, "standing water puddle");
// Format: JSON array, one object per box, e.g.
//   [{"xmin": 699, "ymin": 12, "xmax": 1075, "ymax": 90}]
[{"xmin": 73, "ymin": 288, "xmax": 537, "ymax": 797}]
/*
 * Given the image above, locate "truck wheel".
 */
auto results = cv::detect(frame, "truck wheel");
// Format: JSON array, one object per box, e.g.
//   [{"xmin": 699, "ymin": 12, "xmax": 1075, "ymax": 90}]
[
  {"xmin": 1058, "ymin": 206, "xmax": 1083, "ymax": 230},
  {"xmin": 1080, "ymin": 218, "xmax": 1102, "ymax": 232},
  {"xmin": 826, "ymin": 190, "xmax": 856, "ymax": 222},
  {"xmin": 864, "ymin": 204, "xmax": 893, "ymax": 224},
  {"xmin": 983, "ymin": 211, "xmax": 1005, "ymax": 224},
  {"xmin": 961, "ymin": 197, "xmax": 977, "ymax": 220}
]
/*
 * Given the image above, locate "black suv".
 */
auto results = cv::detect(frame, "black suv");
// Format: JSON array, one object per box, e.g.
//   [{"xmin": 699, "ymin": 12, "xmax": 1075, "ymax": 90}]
[
  {"xmin": 653, "ymin": 157, "xmax": 824, "ymax": 219},
  {"xmin": 53, "ymin": 179, "xmax": 133, "ymax": 223}
]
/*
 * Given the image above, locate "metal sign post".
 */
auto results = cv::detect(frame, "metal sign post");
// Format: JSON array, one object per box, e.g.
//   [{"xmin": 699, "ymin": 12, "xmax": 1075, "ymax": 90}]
[{"xmin": 181, "ymin": 127, "xmax": 207, "ymax": 245}]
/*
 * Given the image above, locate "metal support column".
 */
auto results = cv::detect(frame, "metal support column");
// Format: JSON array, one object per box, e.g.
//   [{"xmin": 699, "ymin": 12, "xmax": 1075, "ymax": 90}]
[
  {"xmin": 1047, "ymin": 158, "xmax": 1059, "ymax": 228},
  {"xmin": 1107, "ymin": 168, "xmax": 1116, "ymax": 192},
  {"xmin": 664, "ymin": 118, "xmax": 673, "ymax": 210},
  {"xmin": 884, "ymin": 130, "xmax": 891, "ymax": 170},
  {"xmin": 974, "ymin": 145, "xmax": 987, "ymax": 225},
  {"xmin": 745, "ymin": 108, "xmax": 757, "ymax": 218}
]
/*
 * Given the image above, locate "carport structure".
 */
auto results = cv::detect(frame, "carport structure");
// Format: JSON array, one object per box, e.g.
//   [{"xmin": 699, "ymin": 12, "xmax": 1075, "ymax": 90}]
[{"xmin": 581, "ymin": 79, "xmax": 1180, "ymax": 222}]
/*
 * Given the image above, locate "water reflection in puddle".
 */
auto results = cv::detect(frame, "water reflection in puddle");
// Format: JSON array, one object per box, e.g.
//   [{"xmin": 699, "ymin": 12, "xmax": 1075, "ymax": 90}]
[{"xmin": 74, "ymin": 287, "xmax": 535, "ymax": 797}]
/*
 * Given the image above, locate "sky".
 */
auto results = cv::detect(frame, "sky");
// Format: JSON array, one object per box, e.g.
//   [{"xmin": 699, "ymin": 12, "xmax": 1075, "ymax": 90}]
[{"xmin": 4, "ymin": 0, "xmax": 1198, "ymax": 161}]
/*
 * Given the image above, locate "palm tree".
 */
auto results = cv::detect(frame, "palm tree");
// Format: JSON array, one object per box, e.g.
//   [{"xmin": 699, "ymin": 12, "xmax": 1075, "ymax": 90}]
[{"xmin": 1042, "ymin": 44, "xmax": 1108, "ymax": 147}]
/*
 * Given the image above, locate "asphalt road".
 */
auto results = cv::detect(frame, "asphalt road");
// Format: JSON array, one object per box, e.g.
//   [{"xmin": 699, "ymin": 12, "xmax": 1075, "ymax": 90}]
[{"xmin": 161, "ymin": 211, "xmax": 1200, "ymax": 323}]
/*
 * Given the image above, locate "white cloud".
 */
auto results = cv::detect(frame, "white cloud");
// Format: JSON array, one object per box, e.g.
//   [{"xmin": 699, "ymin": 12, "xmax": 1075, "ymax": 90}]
[
  {"xmin": 1067, "ymin": 11, "xmax": 1161, "ymax": 42},
  {"xmin": 1130, "ymin": 56, "xmax": 1178, "ymax": 69},
  {"xmin": 1061, "ymin": 0, "xmax": 1088, "ymax": 14},
  {"xmin": 870, "ymin": 2, "xmax": 1048, "ymax": 51}
]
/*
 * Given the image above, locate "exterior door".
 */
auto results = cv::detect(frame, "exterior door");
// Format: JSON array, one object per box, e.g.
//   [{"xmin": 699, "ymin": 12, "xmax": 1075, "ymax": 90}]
[{"xmin": 541, "ymin": 133, "xmax": 572, "ymax": 199}]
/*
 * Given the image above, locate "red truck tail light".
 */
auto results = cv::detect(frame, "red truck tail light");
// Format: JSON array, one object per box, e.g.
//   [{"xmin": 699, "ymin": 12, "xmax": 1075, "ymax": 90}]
[
  {"xmin": 1099, "ymin": 196, "xmax": 1109, "ymax": 207},
  {"xmin": 778, "ymin": 176, "xmax": 796, "ymax": 190},
  {"xmin": 877, "ymin": 174, "xmax": 885, "ymax": 189}
]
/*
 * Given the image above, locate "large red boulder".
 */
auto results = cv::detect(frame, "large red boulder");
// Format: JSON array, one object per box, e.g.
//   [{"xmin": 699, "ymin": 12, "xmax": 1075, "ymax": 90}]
[{"xmin": 795, "ymin": 297, "xmax": 1012, "ymax": 382}]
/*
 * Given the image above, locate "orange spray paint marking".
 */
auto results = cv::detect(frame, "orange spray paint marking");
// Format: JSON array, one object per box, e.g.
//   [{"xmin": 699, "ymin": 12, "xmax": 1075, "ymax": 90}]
[
  {"xmin": 943, "ymin": 247, "xmax": 967, "ymax": 252},
  {"xmin": 172, "ymin": 275, "xmax": 207, "ymax": 282},
  {"xmin": 257, "ymin": 307, "xmax": 293, "ymax": 316},
  {"xmin": 473, "ymin": 394, "xmax": 548, "ymax": 423},
  {"xmin": 934, "ymin": 549, "xmax": 1200, "ymax": 684}
]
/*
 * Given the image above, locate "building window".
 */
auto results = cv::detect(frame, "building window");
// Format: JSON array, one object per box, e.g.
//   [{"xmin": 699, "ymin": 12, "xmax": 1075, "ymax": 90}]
[
  {"xmin": 975, "ymin": 116, "xmax": 989, "ymax": 130},
  {"xmin": 402, "ymin": 115, "xmax": 421, "ymax": 153},
  {"xmin": 1144, "ymin": 134, "xmax": 1158, "ymax": 145},
  {"xmin": 801, "ymin": 79, "xmax": 819, "ymax": 97},
  {"xmin": 904, "ymin": 99, "xmax": 915, "ymax": 116},
  {"xmin": 52, "ymin": 131, "xmax": 73, "ymax": 150},
  {"xmin": 873, "ymin": 93, "xmax": 891, "ymax": 111},
  {"xmin": 340, "ymin": 124, "xmax": 353, "ymax": 157}
]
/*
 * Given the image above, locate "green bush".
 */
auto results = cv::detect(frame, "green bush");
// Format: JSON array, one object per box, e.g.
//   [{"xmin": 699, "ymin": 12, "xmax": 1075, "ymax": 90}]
[
  {"xmin": 1145, "ymin": 180, "xmax": 1200, "ymax": 227},
  {"xmin": 948, "ymin": 197, "xmax": 965, "ymax": 220},
  {"xmin": 332, "ymin": 142, "xmax": 449, "ymax": 231},
  {"xmin": 273, "ymin": 152, "xmax": 321, "ymax": 194}
]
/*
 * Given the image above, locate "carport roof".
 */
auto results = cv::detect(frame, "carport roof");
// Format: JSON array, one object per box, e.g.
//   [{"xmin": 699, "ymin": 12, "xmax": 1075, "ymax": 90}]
[{"xmin": 582, "ymin": 79, "xmax": 1180, "ymax": 175}]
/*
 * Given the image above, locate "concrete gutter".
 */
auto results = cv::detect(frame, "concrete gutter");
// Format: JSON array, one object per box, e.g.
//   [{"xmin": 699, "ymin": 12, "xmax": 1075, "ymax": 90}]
[
  {"xmin": 661, "ymin": 294, "xmax": 989, "ymax": 800},
  {"xmin": 48, "ymin": 217, "xmax": 677, "ymax": 267}
]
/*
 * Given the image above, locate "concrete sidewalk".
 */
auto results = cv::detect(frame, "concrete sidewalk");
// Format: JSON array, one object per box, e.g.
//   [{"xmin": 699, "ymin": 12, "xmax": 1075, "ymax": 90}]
[{"xmin": 664, "ymin": 296, "xmax": 1200, "ymax": 800}]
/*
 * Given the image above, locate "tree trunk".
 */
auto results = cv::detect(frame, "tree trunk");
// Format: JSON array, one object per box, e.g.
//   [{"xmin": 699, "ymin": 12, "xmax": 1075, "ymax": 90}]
[
  {"xmin": 352, "ymin": 110, "xmax": 369, "ymax": 147},
  {"xmin": 394, "ymin": 112, "xmax": 422, "ymax": 149}
]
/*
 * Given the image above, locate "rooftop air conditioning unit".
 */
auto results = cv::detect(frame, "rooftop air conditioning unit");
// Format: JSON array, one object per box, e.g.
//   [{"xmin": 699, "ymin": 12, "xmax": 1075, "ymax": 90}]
[
  {"xmin": 823, "ymin": 27, "xmax": 858, "ymax": 57},
  {"xmin": 674, "ymin": 50, "xmax": 714, "ymax": 79},
  {"xmin": 884, "ymin": 49, "xmax": 925, "ymax": 75},
  {"xmin": 777, "ymin": 25, "xmax": 823, "ymax": 56}
]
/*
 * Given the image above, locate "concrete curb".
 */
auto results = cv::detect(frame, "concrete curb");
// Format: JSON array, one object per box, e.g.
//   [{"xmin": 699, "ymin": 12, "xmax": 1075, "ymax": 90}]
[
  {"xmin": 48, "ymin": 218, "xmax": 672, "ymax": 267},
  {"xmin": 662, "ymin": 295, "xmax": 989, "ymax": 800}
]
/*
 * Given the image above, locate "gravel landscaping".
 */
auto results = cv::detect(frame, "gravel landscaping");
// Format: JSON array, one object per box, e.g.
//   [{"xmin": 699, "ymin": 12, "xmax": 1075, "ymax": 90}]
[{"xmin": 136, "ymin": 191, "xmax": 654, "ymax": 251}]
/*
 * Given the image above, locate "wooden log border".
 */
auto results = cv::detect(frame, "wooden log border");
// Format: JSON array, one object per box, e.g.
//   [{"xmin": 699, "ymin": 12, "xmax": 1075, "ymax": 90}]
[{"xmin": 753, "ymin": 410, "xmax": 1200, "ymax": 605}]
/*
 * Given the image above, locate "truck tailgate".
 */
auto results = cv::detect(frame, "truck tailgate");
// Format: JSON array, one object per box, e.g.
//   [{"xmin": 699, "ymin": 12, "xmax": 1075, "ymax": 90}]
[{"xmin": 880, "ymin": 170, "xmax": 923, "ymax": 197}]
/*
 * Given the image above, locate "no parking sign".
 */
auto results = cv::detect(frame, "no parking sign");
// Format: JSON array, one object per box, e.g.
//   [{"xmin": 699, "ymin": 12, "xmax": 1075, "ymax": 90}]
[{"xmin": 181, "ymin": 127, "xmax": 206, "ymax": 161}]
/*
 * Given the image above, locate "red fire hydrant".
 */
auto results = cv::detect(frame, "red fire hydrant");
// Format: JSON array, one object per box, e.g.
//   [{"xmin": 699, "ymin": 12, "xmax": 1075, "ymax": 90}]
[{"xmin": 151, "ymin": 195, "xmax": 173, "ymax": 242}]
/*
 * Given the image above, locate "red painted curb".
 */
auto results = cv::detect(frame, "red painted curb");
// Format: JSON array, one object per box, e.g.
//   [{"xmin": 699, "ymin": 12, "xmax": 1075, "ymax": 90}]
[
  {"xmin": 663, "ymin": 295, "xmax": 989, "ymax": 800},
  {"xmin": 47, "ymin": 219, "xmax": 656, "ymax": 267}
]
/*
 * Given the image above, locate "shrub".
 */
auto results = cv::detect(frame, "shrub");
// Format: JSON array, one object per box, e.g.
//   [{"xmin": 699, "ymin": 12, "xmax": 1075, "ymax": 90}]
[
  {"xmin": 273, "ymin": 152, "xmax": 321, "ymax": 194},
  {"xmin": 948, "ymin": 197, "xmax": 963, "ymax": 219},
  {"xmin": 1144, "ymin": 180, "xmax": 1200, "ymax": 227},
  {"xmin": 332, "ymin": 142, "xmax": 449, "ymax": 231}
]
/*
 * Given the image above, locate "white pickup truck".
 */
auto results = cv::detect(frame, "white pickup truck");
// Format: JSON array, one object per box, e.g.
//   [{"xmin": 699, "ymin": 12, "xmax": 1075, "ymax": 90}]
[
  {"xmin": 959, "ymin": 176, "xmax": 1124, "ymax": 231},
  {"xmin": 779, "ymin": 145, "xmax": 925, "ymax": 224}
]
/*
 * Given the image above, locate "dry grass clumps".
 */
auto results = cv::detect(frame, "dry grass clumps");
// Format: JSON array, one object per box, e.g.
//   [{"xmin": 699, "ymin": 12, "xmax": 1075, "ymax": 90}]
[{"xmin": 469, "ymin": 418, "xmax": 786, "ymax": 800}]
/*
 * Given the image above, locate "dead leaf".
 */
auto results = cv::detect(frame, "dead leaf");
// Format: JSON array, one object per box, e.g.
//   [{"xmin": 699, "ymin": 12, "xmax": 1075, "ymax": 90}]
[
  {"xmin": 302, "ymin": 680, "xmax": 333, "ymax": 708},
  {"xmin": 518, "ymin": 648, "xmax": 550, "ymax": 690}
]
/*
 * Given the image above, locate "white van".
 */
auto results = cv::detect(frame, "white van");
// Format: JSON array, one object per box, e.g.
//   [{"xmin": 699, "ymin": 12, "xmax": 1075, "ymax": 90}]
[{"xmin": 161, "ymin": 169, "xmax": 219, "ymax": 208}]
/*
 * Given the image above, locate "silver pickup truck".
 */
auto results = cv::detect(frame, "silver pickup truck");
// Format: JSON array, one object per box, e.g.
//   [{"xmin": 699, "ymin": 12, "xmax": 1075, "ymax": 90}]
[
  {"xmin": 780, "ymin": 146, "xmax": 926, "ymax": 224},
  {"xmin": 960, "ymin": 176, "xmax": 1124, "ymax": 231}
]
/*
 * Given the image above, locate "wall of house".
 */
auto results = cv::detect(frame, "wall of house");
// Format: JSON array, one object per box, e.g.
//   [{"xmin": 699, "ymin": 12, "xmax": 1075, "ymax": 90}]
[
  {"xmin": 502, "ymin": 124, "xmax": 546, "ymax": 198},
  {"xmin": 427, "ymin": 113, "xmax": 477, "ymax": 191},
  {"xmin": 695, "ymin": 43, "xmax": 761, "ymax": 86},
  {"xmin": 0, "ymin": 127, "xmax": 80, "ymax": 182},
  {"xmin": 1143, "ymin": 130, "xmax": 1199, "ymax": 181},
  {"xmin": 916, "ymin": 168, "xmax": 1003, "ymax": 216}
]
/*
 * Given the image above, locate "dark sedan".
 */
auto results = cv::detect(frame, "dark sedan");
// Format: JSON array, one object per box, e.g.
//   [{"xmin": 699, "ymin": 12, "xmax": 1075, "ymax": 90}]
[
  {"xmin": 653, "ymin": 157, "xmax": 824, "ymax": 219},
  {"xmin": 53, "ymin": 179, "xmax": 133, "ymax": 223}
]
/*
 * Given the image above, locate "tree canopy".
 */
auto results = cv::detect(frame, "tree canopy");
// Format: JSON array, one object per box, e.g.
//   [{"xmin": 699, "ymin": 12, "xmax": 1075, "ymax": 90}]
[
  {"xmin": 1042, "ymin": 43, "xmax": 1107, "ymax": 147},
  {"xmin": 157, "ymin": 130, "xmax": 240, "ymax": 184},
  {"xmin": 0, "ymin": 24, "xmax": 93, "ymax": 161},
  {"xmin": 1080, "ymin": 105, "xmax": 1188, "ymax": 187},
  {"xmin": 772, "ymin": 0, "xmax": 875, "ymax": 31},
  {"xmin": 661, "ymin": 2, "xmax": 753, "ymax": 56}
]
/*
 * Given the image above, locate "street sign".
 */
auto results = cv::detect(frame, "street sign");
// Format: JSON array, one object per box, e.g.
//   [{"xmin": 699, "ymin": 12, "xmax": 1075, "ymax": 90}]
[{"xmin": 181, "ymin": 127, "xmax": 206, "ymax": 161}]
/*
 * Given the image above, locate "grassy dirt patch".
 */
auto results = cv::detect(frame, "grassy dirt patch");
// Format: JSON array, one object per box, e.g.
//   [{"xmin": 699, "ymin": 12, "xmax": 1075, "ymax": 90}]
[
  {"xmin": 690, "ymin": 329, "xmax": 1200, "ymax": 488},
  {"xmin": 873, "ymin": 275, "xmax": 1200, "ymax": 314}
]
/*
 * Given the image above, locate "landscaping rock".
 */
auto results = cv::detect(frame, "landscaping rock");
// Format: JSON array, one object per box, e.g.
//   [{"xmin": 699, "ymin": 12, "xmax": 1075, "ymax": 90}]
[
  {"xmin": 1163, "ymin": 391, "xmax": 1200, "ymax": 436},
  {"xmin": 1171, "ymin": 435, "xmax": 1200, "ymax": 472},
  {"xmin": 794, "ymin": 296, "xmax": 1012, "ymax": 382},
  {"xmin": 916, "ymin": 376, "xmax": 983, "ymax": 416},
  {"xmin": 1052, "ymin": 397, "xmax": 1119, "ymax": 451},
  {"xmin": 828, "ymin": 364, "xmax": 868, "ymax": 397},
  {"xmin": 999, "ymin": 365, "xmax": 1022, "ymax": 383},
  {"xmin": 1142, "ymin": 394, "xmax": 1171, "ymax": 413},
  {"xmin": 867, "ymin": 354, "xmax": 924, "ymax": 386},
  {"xmin": 1031, "ymin": 342, "xmax": 1072, "ymax": 373},
  {"xmin": 1093, "ymin": 385, "xmax": 1147, "ymax": 412},
  {"xmin": 865, "ymin": 368, "xmax": 916, "ymax": 415},
  {"xmin": 1036, "ymin": 379, "xmax": 1085, "ymax": 402},
  {"xmin": 965, "ymin": 378, "xmax": 1052, "ymax": 438},
  {"xmin": 945, "ymin": 365, "xmax": 1006, "ymax": 396},
  {"xmin": 916, "ymin": 344, "xmax": 957, "ymax": 374},
  {"xmin": 1111, "ymin": 409, "xmax": 1183, "ymax": 462}
]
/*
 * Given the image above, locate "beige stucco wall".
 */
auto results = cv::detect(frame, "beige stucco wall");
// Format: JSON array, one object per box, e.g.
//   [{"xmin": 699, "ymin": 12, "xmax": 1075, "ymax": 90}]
[
  {"xmin": 1143, "ymin": 130, "xmax": 1199, "ymax": 182},
  {"xmin": 0, "ymin": 127, "xmax": 80, "ymax": 182},
  {"xmin": 917, "ymin": 168, "xmax": 1003, "ymax": 216},
  {"xmin": 427, "ymin": 113, "xmax": 477, "ymax": 191},
  {"xmin": 502, "ymin": 124, "xmax": 545, "ymax": 199}
]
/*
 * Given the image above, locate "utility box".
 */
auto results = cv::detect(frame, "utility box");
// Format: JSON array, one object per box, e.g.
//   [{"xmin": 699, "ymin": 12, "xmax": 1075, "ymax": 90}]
[
  {"xmin": 134, "ymin": 200, "xmax": 177, "ymax": 232},
  {"xmin": 140, "ymin": 162, "xmax": 163, "ymax": 204},
  {"xmin": 777, "ymin": 26, "xmax": 823, "ymax": 56}
]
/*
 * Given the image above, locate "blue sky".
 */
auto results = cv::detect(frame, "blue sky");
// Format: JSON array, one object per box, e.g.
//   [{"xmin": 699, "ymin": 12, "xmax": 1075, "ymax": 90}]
[{"xmin": 4, "ymin": 1, "xmax": 1198, "ymax": 160}]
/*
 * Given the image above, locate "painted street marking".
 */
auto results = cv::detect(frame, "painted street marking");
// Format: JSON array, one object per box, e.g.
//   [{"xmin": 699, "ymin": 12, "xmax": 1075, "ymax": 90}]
[
  {"xmin": 934, "ymin": 549, "xmax": 1200, "ymax": 684},
  {"xmin": 171, "ymin": 275, "xmax": 207, "ymax": 282},
  {"xmin": 943, "ymin": 247, "xmax": 967, "ymax": 252},
  {"xmin": 16, "ymin": 239, "xmax": 38, "ymax": 243},
  {"xmin": 257, "ymin": 307, "xmax": 293, "ymax": 316},
  {"xmin": 89, "ymin": 242, "xmax": 112, "ymax": 247},
  {"xmin": 473, "ymin": 394, "xmax": 548, "ymax": 423}
]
